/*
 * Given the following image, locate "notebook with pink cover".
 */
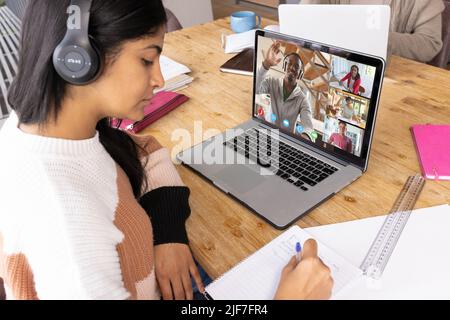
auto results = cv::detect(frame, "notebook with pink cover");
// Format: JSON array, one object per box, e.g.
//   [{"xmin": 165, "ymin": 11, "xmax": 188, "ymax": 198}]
[
  {"xmin": 110, "ymin": 91, "xmax": 189, "ymax": 133},
  {"xmin": 411, "ymin": 125, "xmax": 450, "ymax": 181}
]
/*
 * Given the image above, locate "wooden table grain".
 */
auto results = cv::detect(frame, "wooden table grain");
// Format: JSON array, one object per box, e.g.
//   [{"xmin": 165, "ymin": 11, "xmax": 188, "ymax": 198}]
[{"xmin": 142, "ymin": 18, "xmax": 450, "ymax": 279}]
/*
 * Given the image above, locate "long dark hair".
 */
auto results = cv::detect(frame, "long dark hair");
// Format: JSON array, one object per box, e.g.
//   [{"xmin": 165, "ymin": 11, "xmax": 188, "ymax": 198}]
[
  {"xmin": 351, "ymin": 65, "xmax": 361, "ymax": 81},
  {"xmin": 8, "ymin": 0, "xmax": 167, "ymax": 198}
]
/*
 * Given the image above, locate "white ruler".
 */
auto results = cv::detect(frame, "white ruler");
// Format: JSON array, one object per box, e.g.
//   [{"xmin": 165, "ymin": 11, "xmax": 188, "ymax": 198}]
[{"xmin": 360, "ymin": 174, "xmax": 426, "ymax": 279}]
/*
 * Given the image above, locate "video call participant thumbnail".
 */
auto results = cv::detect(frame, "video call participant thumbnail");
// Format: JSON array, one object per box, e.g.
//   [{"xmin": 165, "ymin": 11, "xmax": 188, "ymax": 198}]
[
  {"xmin": 328, "ymin": 121, "xmax": 353, "ymax": 153},
  {"xmin": 339, "ymin": 65, "xmax": 361, "ymax": 95},
  {"xmin": 255, "ymin": 41, "xmax": 314, "ymax": 136},
  {"xmin": 342, "ymin": 96, "xmax": 357, "ymax": 120}
]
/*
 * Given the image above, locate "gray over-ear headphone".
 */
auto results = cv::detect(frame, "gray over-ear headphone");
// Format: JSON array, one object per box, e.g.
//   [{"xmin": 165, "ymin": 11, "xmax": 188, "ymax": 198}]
[
  {"xmin": 283, "ymin": 52, "xmax": 304, "ymax": 80},
  {"xmin": 53, "ymin": 0, "xmax": 102, "ymax": 85}
]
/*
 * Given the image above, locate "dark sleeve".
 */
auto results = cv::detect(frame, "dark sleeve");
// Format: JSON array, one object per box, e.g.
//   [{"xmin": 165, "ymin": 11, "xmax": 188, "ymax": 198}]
[{"xmin": 139, "ymin": 186, "xmax": 191, "ymax": 245}]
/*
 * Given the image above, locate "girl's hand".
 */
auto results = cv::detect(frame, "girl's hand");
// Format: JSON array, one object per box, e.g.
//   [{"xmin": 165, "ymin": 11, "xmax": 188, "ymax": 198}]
[
  {"xmin": 274, "ymin": 239, "xmax": 333, "ymax": 300},
  {"xmin": 154, "ymin": 243, "xmax": 204, "ymax": 300}
]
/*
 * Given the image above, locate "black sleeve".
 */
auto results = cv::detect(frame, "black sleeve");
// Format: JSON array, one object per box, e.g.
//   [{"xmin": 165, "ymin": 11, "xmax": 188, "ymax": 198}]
[{"xmin": 139, "ymin": 186, "xmax": 191, "ymax": 245}]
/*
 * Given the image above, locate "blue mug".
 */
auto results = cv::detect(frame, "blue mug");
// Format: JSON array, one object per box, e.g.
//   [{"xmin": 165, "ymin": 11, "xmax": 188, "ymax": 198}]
[{"xmin": 230, "ymin": 11, "xmax": 262, "ymax": 33}]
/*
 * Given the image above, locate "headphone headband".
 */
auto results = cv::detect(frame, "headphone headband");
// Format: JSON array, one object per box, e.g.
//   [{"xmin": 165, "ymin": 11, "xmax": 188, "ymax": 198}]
[{"xmin": 65, "ymin": 0, "xmax": 92, "ymax": 42}]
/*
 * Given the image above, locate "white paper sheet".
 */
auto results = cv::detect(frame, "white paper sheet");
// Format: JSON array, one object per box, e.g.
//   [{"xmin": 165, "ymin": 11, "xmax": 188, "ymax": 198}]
[
  {"xmin": 306, "ymin": 205, "xmax": 450, "ymax": 300},
  {"xmin": 222, "ymin": 25, "xmax": 281, "ymax": 54},
  {"xmin": 222, "ymin": 30, "xmax": 256, "ymax": 54},
  {"xmin": 160, "ymin": 55, "xmax": 191, "ymax": 81}
]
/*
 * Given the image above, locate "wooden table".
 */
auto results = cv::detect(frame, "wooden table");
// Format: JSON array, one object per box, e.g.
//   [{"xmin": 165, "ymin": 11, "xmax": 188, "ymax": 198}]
[{"xmin": 142, "ymin": 18, "xmax": 450, "ymax": 279}]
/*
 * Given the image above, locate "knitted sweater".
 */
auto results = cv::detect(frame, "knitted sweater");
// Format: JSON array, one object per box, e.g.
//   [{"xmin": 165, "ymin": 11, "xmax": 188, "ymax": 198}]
[{"xmin": 0, "ymin": 112, "xmax": 189, "ymax": 300}]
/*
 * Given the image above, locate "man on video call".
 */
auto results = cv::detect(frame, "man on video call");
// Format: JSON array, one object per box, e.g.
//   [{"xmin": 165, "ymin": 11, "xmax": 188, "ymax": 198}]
[
  {"xmin": 256, "ymin": 41, "xmax": 314, "ymax": 138},
  {"xmin": 328, "ymin": 121, "xmax": 353, "ymax": 153}
]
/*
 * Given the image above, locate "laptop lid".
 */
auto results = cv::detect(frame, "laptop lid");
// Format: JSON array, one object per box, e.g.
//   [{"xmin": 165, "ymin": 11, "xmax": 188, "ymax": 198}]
[
  {"xmin": 279, "ymin": 4, "xmax": 391, "ymax": 60},
  {"xmin": 252, "ymin": 29, "xmax": 385, "ymax": 171}
]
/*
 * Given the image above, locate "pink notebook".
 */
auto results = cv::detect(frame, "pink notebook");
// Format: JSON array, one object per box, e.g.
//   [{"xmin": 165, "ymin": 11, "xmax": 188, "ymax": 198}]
[
  {"xmin": 110, "ymin": 91, "xmax": 189, "ymax": 133},
  {"xmin": 411, "ymin": 125, "xmax": 450, "ymax": 181}
]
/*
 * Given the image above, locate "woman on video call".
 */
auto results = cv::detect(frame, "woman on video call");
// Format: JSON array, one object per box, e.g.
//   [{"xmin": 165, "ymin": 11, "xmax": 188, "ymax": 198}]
[
  {"xmin": 339, "ymin": 65, "xmax": 361, "ymax": 95},
  {"xmin": 301, "ymin": 0, "xmax": 445, "ymax": 63},
  {"xmin": 0, "ymin": 0, "xmax": 333, "ymax": 300}
]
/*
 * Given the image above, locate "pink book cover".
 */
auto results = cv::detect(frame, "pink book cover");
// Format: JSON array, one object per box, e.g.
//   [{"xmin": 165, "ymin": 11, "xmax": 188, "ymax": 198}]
[
  {"xmin": 411, "ymin": 125, "xmax": 450, "ymax": 181},
  {"xmin": 110, "ymin": 91, "xmax": 189, "ymax": 133}
]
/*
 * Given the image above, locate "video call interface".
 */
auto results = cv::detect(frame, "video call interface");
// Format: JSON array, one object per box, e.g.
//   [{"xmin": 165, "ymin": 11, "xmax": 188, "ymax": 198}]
[{"xmin": 254, "ymin": 35, "xmax": 377, "ymax": 158}]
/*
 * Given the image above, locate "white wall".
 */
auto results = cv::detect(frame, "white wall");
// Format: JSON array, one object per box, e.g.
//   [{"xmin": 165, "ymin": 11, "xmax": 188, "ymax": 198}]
[{"xmin": 163, "ymin": 0, "xmax": 213, "ymax": 28}]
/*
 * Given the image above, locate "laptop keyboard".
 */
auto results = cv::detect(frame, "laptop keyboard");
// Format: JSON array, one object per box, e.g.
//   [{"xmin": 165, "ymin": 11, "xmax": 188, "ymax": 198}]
[{"xmin": 224, "ymin": 129, "xmax": 339, "ymax": 192}]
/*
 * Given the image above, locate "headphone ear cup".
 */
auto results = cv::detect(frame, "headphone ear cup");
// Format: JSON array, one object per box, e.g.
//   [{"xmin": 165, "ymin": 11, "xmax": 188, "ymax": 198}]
[
  {"xmin": 53, "ymin": 36, "xmax": 102, "ymax": 85},
  {"xmin": 298, "ymin": 68, "xmax": 304, "ymax": 80},
  {"xmin": 88, "ymin": 35, "xmax": 103, "ymax": 80}
]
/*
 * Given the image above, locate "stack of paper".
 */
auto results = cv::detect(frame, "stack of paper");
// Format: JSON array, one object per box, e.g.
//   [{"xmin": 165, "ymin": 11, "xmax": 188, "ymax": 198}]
[
  {"xmin": 156, "ymin": 55, "xmax": 194, "ymax": 93},
  {"xmin": 222, "ymin": 30, "xmax": 256, "ymax": 54},
  {"xmin": 221, "ymin": 26, "xmax": 281, "ymax": 54},
  {"xmin": 158, "ymin": 74, "xmax": 194, "ymax": 93}
]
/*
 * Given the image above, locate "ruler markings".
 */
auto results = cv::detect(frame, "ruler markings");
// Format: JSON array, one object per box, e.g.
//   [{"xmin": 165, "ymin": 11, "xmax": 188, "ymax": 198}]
[{"xmin": 360, "ymin": 174, "xmax": 426, "ymax": 279}]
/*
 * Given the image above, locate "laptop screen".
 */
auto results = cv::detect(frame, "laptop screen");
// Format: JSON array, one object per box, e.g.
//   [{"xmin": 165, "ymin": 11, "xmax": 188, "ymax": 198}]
[{"xmin": 253, "ymin": 30, "xmax": 385, "ymax": 170}]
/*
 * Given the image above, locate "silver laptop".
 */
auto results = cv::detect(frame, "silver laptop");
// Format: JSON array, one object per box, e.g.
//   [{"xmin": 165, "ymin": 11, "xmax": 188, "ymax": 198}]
[{"xmin": 177, "ymin": 30, "xmax": 386, "ymax": 229}]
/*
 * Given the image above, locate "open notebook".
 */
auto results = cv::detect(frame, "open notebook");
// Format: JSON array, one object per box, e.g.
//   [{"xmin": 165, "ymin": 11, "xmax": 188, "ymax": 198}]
[{"xmin": 205, "ymin": 225, "xmax": 362, "ymax": 300}]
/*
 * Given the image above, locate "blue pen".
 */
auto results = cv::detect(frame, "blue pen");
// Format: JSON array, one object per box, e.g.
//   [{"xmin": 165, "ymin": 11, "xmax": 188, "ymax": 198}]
[{"xmin": 296, "ymin": 242, "xmax": 302, "ymax": 263}]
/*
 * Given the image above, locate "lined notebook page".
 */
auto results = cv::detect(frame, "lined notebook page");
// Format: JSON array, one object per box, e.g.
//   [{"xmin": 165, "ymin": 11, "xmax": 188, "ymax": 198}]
[{"xmin": 206, "ymin": 226, "xmax": 362, "ymax": 300}]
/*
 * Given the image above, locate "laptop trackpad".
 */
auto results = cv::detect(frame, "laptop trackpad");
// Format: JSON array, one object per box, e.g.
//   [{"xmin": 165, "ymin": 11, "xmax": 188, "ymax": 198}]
[{"xmin": 214, "ymin": 165, "xmax": 265, "ymax": 194}]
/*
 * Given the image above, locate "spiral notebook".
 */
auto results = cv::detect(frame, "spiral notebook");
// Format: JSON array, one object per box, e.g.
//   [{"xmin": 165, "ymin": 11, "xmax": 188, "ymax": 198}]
[{"xmin": 204, "ymin": 226, "xmax": 362, "ymax": 300}]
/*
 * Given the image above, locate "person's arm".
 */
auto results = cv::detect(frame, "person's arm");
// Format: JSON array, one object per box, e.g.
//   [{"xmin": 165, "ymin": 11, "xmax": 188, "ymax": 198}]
[
  {"xmin": 328, "ymin": 134, "xmax": 335, "ymax": 145},
  {"xmin": 257, "ymin": 41, "xmax": 283, "ymax": 95},
  {"xmin": 340, "ymin": 72, "xmax": 351, "ymax": 83},
  {"xmin": 347, "ymin": 138, "xmax": 353, "ymax": 153},
  {"xmin": 129, "ymin": 134, "xmax": 188, "ymax": 244},
  {"xmin": 129, "ymin": 134, "xmax": 204, "ymax": 300},
  {"xmin": 389, "ymin": 14, "xmax": 443, "ymax": 63},
  {"xmin": 352, "ymin": 107, "xmax": 359, "ymax": 121},
  {"xmin": 298, "ymin": 96, "xmax": 314, "ymax": 133},
  {"xmin": 28, "ymin": 207, "xmax": 131, "ymax": 299},
  {"xmin": 256, "ymin": 66, "xmax": 271, "ymax": 95}
]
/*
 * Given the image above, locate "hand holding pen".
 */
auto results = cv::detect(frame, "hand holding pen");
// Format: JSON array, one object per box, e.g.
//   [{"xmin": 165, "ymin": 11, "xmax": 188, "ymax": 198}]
[
  {"xmin": 296, "ymin": 241, "xmax": 302, "ymax": 263},
  {"xmin": 274, "ymin": 239, "xmax": 334, "ymax": 300}
]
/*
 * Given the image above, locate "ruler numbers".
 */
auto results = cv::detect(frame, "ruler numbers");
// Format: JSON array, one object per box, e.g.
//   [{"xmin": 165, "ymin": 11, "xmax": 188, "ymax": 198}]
[{"xmin": 360, "ymin": 174, "xmax": 426, "ymax": 279}]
